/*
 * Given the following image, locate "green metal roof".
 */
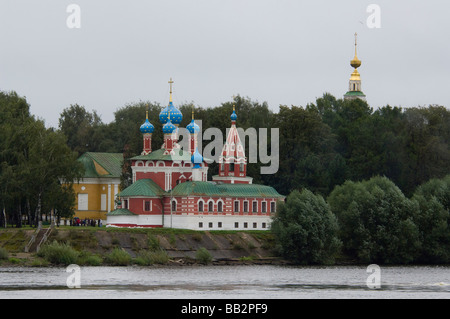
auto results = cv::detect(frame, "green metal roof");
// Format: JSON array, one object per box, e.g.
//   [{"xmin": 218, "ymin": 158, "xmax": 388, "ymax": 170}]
[
  {"xmin": 131, "ymin": 148, "xmax": 211, "ymax": 162},
  {"xmin": 119, "ymin": 179, "xmax": 166, "ymax": 197},
  {"xmin": 171, "ymin": 181, "xmax": 284, "ymax": 198},
  {"xmin": 107, "ymin": 208, "xmax": 136, "ymax": 216},
  {"xmin": 77, "ymin": 152, "xmax": 123, "ymax": 178},
  {"xmin": 131, "ymin": 149, "xmax": 191, "ymax": 161},
  {"xmin": 344, "ymin": 91, "xmax": 366, "ymax": 97}
]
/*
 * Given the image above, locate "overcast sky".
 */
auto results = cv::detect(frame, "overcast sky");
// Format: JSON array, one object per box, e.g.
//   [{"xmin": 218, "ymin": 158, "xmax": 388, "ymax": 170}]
[{"xmin": 0, "ymin": 0, "xmax": 449, "ymax": 128}]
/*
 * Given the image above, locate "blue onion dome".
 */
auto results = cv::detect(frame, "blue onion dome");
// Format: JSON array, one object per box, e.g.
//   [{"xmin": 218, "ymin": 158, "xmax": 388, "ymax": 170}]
[
  {"xmin": 186, "ymin": 119, "xmax": 200, "ymax": 134},
  {"xmin": 159, "ymin": 102, "xmax": 183, "ymax": 125},
  {"xmin": 162, "ymin": 116, "xmax": 176, "ymax": 134},
  {"xmin": 140, "ymin": 118, "xmax": 154, "ymax": 134},
  {"xmin": 230, "ymin": 105, "xmax": 237, "ymax": 121},
  {"xmin": 159, "ymin": 105, "xmax": 169, "ymax": 124},
  {"xmin": 191, "ymin": 148, "xmax": 203, "ymax": 169}
]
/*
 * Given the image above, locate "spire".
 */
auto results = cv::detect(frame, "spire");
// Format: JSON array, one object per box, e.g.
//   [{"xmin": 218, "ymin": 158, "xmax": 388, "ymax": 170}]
[
  {"xmin": 212, "ymin": 104, "xmax": 252, "ymax": 184},
  {"xmin": 344, "ymin": 33, "xmax": 366, "ymax": 101},
  {"xmin": 140, "ymin": 104, "xmax": 154, "ymax": 155},
  {"xmin": 168, "ymin": 77, "xmax": 174, "ymax": 103}
]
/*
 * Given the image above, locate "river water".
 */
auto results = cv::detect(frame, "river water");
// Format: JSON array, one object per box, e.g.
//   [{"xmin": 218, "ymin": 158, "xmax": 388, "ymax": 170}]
[{"xmin": 0, "ymin": 265, "xmax": 449, "ymax": 299}]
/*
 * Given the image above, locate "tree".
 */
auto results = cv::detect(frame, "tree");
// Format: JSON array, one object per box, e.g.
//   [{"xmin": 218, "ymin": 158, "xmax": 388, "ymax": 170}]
[
  {"xmin": 58, "ymin": 104, "xmax": 104, "ymax": 154},
  {"xmin": 413, "ymin": 175, "xmax": 450, "ymax": 263},
  {"xmin": 328, "ymin": 176, "xmax": 421, "ymax": 264},
  {"xmin": 19, "ymin": 120, "xmax": 83, "ymax": 226},
  {"xmin": 0, "ymin": 91, "xmax": 83, "ymax": 227},
  {"xmin": 271, "ymin": 189, "xmax": 341, "ymax": 265}
]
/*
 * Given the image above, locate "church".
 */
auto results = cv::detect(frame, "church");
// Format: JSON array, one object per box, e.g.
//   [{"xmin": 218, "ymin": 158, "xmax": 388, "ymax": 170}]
[
  {"xmin": 106, "ymin": 79, "xmax": 285, "ymax": 230},
  {"xmin": 73, "ymin": 33, "xmax": 366, "ymax": 230}
]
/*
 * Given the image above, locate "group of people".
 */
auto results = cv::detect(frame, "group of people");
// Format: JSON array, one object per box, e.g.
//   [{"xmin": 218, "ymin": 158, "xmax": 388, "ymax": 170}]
[{"xmin": 70, "ymin": 217, "xmax": 103, "ymax": 227}]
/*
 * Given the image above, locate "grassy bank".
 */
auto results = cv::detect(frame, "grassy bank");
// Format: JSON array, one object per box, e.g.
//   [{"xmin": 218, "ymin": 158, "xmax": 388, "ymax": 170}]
[{"xmin": 0, "ymin": 226, "xmax": 282, "ymax": 267}]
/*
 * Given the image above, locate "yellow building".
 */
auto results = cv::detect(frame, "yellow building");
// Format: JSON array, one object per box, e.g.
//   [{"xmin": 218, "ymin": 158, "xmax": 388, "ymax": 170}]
[{"xmin": 73, "ymin": 152, "xmax": 123, "ymax": 221}]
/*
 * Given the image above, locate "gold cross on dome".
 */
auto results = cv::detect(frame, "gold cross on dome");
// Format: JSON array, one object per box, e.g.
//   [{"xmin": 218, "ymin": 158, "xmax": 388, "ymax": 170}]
[{"xmin": 168, "ymin": 78, "xmax": 174, "ymax": 94}]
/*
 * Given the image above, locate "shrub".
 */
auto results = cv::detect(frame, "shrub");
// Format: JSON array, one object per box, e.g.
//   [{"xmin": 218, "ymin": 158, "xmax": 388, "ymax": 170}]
[
  {"xmin": 105, "ymin": 248, "xmax": 131, "ymax": 266},
  {"xmin": 37, "ymin": 241, "xmax": 79, "ymax": 265},
  {"xmin": 271, "ymin": 189, "xmax": 341, "ymax": 265},
  {"xmin": 135, "ymin": 249, "xmax": 169, "ymax": 265},
  {"xmin": 328, "ymin": 176, "xmax": 421, "ymax": 264},
  {"xmin": 196, "ymin": 247, "xmax": 213, "ymax": 265},
  {"xmin": 78, "ymin": 252, "xmax": 103, "ymax": 266},
  {"xmin": 413, "ymin": 175, "xmax": 450, "ymax": 263},
  {"xmin": 0, "ymin": 247, "xmax": 8, "ymax": 260}
]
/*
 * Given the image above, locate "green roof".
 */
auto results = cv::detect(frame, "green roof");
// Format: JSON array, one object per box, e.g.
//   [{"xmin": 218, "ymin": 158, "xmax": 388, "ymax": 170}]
[
  {"xmin": 131, "ymin": 149, "xmax": 191, "ymax": 161},
  {"xmin": 78, "ymin": 152, "xmax": 123, "ymax": 178},
  {"xmin": 171, "ymin": 181, "xmax": 284, "ymax": 198},
  {"xmin": 131, "ymin": 148, "xmax": 211, "ymax": 162},
  {"xmin": 344, "ymin": 91, "xmax": 366, "ymax": 97},
  {"xmin": 119, "ymin": 179, "xmax": 166, "ymax": 197},
  {"xmin": 107, "ymin": 208, "xmax": 136, "ymax": 216}
]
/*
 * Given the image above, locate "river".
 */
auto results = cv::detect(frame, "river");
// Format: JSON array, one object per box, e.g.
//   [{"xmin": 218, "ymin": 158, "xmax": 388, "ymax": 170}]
[{"xmin": 0, "ymin": 265, "xmax": 449, "ymax": 299}]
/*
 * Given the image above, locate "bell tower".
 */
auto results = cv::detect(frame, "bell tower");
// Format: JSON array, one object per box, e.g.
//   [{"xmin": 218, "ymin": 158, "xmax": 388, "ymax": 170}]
[
  {"xmin": 212, "ymin": 105, "xmax": 252, "ymax": 184},
  {"xmin": 344, "ymin": 33, "xmax": 366, "ymax": 101}
]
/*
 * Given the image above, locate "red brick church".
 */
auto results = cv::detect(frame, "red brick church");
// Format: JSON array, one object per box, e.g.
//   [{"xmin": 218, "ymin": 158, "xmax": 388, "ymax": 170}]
[{"xmin": 106, "ymin": 80, "xmax": 284, "ymax": 230}]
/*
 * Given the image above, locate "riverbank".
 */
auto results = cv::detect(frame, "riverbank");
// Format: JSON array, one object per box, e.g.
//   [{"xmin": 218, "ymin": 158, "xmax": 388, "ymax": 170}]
[{"xmin": 0, "ymin": 226, "xmax": 289, "ymax": 267}]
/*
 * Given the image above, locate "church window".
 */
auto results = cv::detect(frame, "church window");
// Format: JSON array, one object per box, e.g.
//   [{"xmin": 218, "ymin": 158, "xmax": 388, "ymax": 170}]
[
  {"xmin": 171, "ymin": 200, "xmax": 177, "ymax": 212},
  {"xmin": 262, "ymin": 202, "xmax": 267, "ymax": 213},
  {"xmin": 198, "ymin": 201, "xmax": 203, "ymax": 212},
  {"xmin": 243, "ymin": 201, "xmax": 248, "ymax": 213},
  {"xmin": 208, "ymin": 222, "xmax": 213, "ymax": 228},
  {"xmin": 234, "ymin": 201, "xmax": 239, "ymax": 213},
  {"xmin": 252, "ymin": 201, "xmax": 258, "ymax": 213},
  {"xmin": 270, "ymin": 202, "xmax": 276, "ymax": 213},
  {"xmin": 218, "ymin": 222, "xmax": 222, "ymax": 228},
  {"xmin": 208, "ymin": 201, "xmax": 214, "ymax": 212},
  {"xmin": 234, "ymin": 222, "xmax": 239, "ymax": 228},
  {"xmin": 218, "ymin": 201, "xmax": 223, "ymax": 212},
  {"xmin": 144, "ymin": 201, "xmax": 151, "ymax": 212},
  {"xmin": 229, "ymin": 163, "xmax": 235, "ymax": 172},
  {"xmin": 240, "ymin": 163, "xmax": 244, "ymax": 172},
  {"xmin": 220, "ymin": 163, "xmax": 224, "ymax": 171},
  {"xmin": 243, "ymin": 222, "xmax": 248, "ymax": 228},
  {"xmin": 253, "ymin": 222, "xmax": 257, "ymax": 229},
  {"xmin": 199, "ymin": 222, "xmax": 203, "ymax": 228}
]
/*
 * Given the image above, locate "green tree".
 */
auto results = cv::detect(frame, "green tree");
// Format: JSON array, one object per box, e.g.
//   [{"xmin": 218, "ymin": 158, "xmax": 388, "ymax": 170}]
[
  {"xmin": 272, "ymin": 103, "xmax": 342, "ymax": 195},
  {"xmin": 0, "ymin": 91, "xmax": 83, "ymax": 227},
  {"xmin": 58, "ymin": 104, "xmax": 104, "ymax": 154},
  {"xmin": 413, "ymin": 175, "xmax": 450, "ymax": 263},
  {"xmin": 328, "ymin": 176, "xmax": 421, "ymax": 264},
  {"xmin": 271, "ymin": 189, "xmax": 341, "ymax": 265}
]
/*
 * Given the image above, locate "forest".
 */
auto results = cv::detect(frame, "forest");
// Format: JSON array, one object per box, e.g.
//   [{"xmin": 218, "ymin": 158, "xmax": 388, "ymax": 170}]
[{"xmin": 0, "ymin": 90, "xmax": 449, "ymax": 263}]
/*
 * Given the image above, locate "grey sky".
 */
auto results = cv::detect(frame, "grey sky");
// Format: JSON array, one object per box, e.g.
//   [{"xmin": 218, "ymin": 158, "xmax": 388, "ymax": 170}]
[{"xmin": 0, "ymin": 0, "xmax": 449, "ymax": 128}]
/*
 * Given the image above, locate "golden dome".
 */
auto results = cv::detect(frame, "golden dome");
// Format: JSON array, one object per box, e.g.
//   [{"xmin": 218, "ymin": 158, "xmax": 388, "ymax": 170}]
[
  {"xmin": 350, "ymin": 33, "xmax": 361, "ymax": 69},
  {"xmin": 351, "ymin": 56, "xmax": 361, "ymax": 69}
]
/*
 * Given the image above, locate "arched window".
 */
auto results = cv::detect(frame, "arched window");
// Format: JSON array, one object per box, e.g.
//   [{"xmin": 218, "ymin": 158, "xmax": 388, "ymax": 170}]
[
  {"xmin": 208, "ymin": 201, "xmax": 214, "ymax": 212},
  {"xmin": 240, "ymin": 163, "xmax": 244, "ymax": 172},
  {"xmin": 171, "ymin": 200, "xmax": 176, "ymax": 212},
  {"xmin": 198, "ymin": 201, "xmax": 204, "ymax": 212},
  {"xmin": 218, "ymin": 201, "xmax": 223, "ymax": 212}
]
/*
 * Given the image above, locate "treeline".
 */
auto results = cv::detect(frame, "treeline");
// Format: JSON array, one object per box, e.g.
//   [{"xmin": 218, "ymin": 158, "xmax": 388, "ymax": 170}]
[
  {"xmin": 58, "ymin": 93, "xmax": 450, "ymax": 198},
  {"xmin": 0, "ymin": 91, "xmax": 83, "ymax": 227},
  {"xmin": 1, "ymin": 89, "xmax": 449, "ymax": 234},
  {"xmin": 272, "ymin": 175, "xmax": 450, "ymax": 265}
]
